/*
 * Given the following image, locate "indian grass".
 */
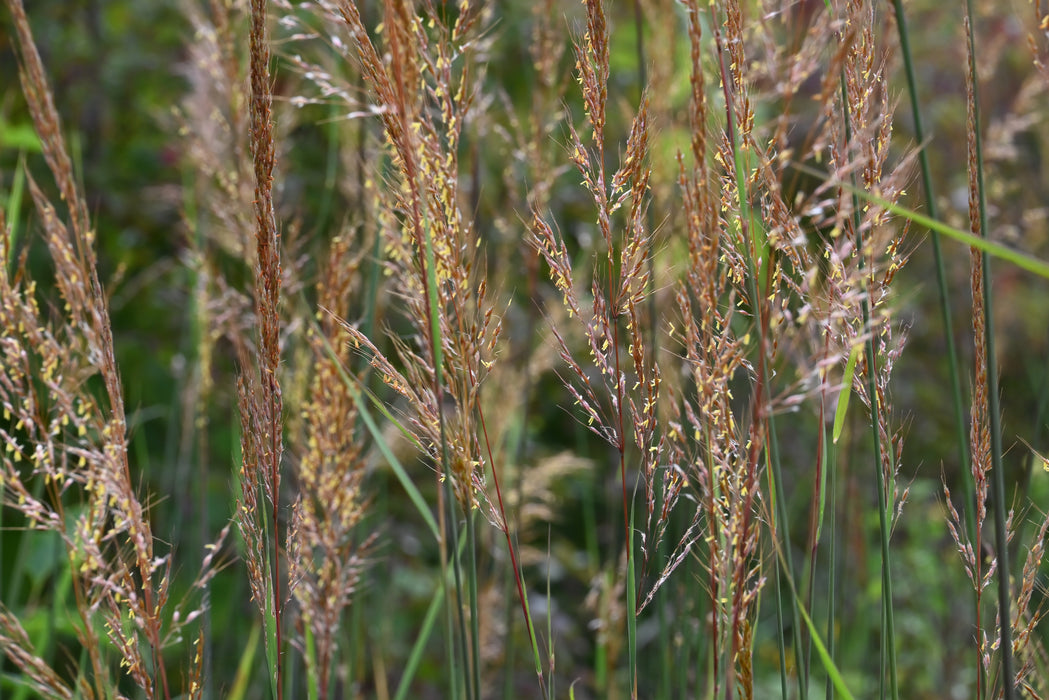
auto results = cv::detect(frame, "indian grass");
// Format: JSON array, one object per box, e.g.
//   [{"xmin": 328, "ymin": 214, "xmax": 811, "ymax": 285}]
[
  {"xmin": 833, "ymin": 6, "xmax": 899, "ymax": 694},
  {"xmin": 236, "ymin": 1, "xmax": 287, "ymax": 697},
  {"xmin": 4, "ymin": 0, "xmax": 1049, "ymax": 697},
  {"xmin": 2, "ymin": 1, "xmax": 228, "ymax": 698}
]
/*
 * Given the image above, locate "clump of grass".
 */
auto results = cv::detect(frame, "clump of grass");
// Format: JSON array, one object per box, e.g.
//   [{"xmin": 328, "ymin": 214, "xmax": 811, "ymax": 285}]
[
  {"xmin": 287, "ymin": 233, "xmax": 374, "ymax": 700},
  {"xmin": 939, "ymin": 4, "xmax": 1049, "ymax": 698},
  {"xmin": 4, "ymin": 0, "xmax": 1049, "ymax": 698},
  {"xmin": 231, "ymin": 3, "xmax": 290, "ymax": 698},
  {"xmin": 279, "ymin": 2, "xmax": 545, "ymax": 697},
  {"xmin": 1, "ymin": 0, "xmax": 227, "ymax": 697},
  {"xmin": 527, "ymin": 0, "xmax": 659, "ymax": 683}
]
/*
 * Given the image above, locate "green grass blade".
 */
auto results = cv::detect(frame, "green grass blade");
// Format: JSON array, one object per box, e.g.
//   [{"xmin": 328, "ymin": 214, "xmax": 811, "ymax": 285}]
[
  {"xmin": 824, "ymin": 432, "xmax": 838, "ymax": 700},
  {"xmin": 789, "ymin": 162, "xmax": 1049, "ymax": 279},
  {"xmin": 816, "ymin": 416, "xmax": 828, "ymax": 543},
  {"xmin": 890, "ymin": 0, "xmax": 973, "ymax": 547},
  {"xmin": 393, "ymin": 574, "xmax": 446, "ymax": 700},
  {"xmin": 3, "ymin": 153, "xmax": 26, "ymax": 266},
  {"xmin": 262, "ymin": 522, "xmax": 279, "ymax": 700},
  {"xmin": 465, "ymin": 508, "xmax": 482, "ymax": 700},
  {"xmin": 774, "ymin": 529, "xmax": 855, "ymax": 700},
  {"xmin": 517, "ymin": 567, "xmax": 545, "ymax": 688},
  {"xmin": 228, "ymin": 622, "xmax": 261, "ymax": 700},
  {"xmin": 626, "ymin": 506, "xmax": 638, "ymax": 699},
  {"xmin": 314, "ymin": 323, "xmax": 441, "ymax": 541},
  {"xmin": 794, "ymin": 587, "xmax": 854, "ymax": 700},
  {"xmin": 304, "ymin": 625, "xmax": 319, "ymax": 700},
  {"xmin": 832, "ymin": 343, "xmax": 862, "ymax": 444},
  {"xmin": 418, "ymin": 215, "xmax": 474, "ymax": 700}
]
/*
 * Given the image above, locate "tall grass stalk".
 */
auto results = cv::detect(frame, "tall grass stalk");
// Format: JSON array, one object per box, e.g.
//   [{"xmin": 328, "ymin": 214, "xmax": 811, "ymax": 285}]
[
  {"xmin": 837, "ymin": 71, "xmax": 899, "ymax": 700},
  {"xmin": 823, "ymin": 407, "xmax": 839, "ymax": 700},
  {"xmin": 715, "ymin": 20, "xmax": 803, "ymax": 697},
  {"xmin": 2, "ymin": 1, "xmax": 227, "ymax": 698},
  {"xmin": 964, "ymin": 3, "xmax": 1013, "ymax": 696},
  {"xmin": 889, "ymin": 0, "xmax": 973, "ymax": 539},
  {"xmin": 236, "ymin": 1, "xmax": 287, "ymax": 696}
]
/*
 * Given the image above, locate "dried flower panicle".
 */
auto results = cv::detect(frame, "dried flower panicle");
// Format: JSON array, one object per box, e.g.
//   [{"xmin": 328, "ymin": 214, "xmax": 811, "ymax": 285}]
[
  {"xmin": 286, "ymin": 232, "xmax": 374, "ymax": 697},
  {"xmin": 532, "ymin": 0, "xmax": 669, "ymax": 572},
  {"xmin": 297, "ymin": 0, "xmax": 506, "ymax": 520},
  {"xmin": 0, "ymin": 1, "xmax": 227, "ymax": 697}
]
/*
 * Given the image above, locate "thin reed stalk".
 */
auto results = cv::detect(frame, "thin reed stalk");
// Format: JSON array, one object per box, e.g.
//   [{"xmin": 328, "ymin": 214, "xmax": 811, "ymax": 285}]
[
  {"xmin": 889, "ymin": 0, "xmax": 972, "ymax": 538},
  {"xmin": 964, "ymin": 4, "xmax": 1013, "ymax": 696},
  {"xmin": 714, "ymin": 10, "xmax": 803, "ymax": 697},
  {"xmin": 234, "ymin": 1, "xmax": 287, "ymax": 697},
  {"xmin": 838, "ymin": 80, "xmax": 898, "ymax": 700}
]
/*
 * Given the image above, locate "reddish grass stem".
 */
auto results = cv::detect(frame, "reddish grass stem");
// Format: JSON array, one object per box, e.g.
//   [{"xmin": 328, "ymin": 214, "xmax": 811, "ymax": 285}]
[{"xmin": 248, "ymin": 0, "xmax": 283, "ymax": 696}]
